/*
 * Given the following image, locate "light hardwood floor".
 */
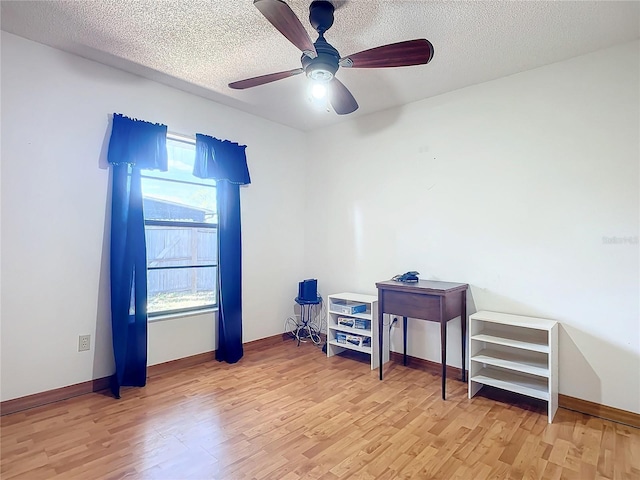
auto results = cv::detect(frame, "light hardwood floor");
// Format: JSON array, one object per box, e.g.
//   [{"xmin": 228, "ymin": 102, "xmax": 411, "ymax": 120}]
[{"xmin": 1, "ymin": 339, "xmax": 638, "ymax": 480}]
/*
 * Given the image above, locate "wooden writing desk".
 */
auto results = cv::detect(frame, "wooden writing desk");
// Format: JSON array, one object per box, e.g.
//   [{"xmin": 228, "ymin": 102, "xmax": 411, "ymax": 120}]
[{"xmin": 376, "ymin": 280, "xmax": 468, "ymax": 399}]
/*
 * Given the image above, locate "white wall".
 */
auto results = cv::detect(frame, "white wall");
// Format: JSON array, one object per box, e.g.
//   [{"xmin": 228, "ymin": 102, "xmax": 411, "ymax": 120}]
[
  {"xmin": 0, "ymin": 32, "xmax": 307, "ymax": 401},
  {"xmin": 2, "ymin": 31, "xmax": 638, "ymax": 415},
  {"xmin": 304, "ymin": 41, "xmax": 640, "ymax": 414}
]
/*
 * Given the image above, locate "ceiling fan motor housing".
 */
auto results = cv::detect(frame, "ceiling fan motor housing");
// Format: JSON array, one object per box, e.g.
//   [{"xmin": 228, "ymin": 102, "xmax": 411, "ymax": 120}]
[{"xmin": 302, "ymin": 37, "xmax": 339, "ymax": 81}]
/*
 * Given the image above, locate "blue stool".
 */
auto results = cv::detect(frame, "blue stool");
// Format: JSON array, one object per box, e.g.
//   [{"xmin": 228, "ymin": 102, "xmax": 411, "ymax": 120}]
[{"xmin": 292, "ymin": 296, "xmax": 322, "ymax": 346}]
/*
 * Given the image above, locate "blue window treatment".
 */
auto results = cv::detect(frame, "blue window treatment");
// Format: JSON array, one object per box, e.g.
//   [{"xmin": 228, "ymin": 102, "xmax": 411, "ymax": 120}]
[
  {"xmin": 107, "ymin": 113, "xmax": 168, "ymax": 398},
  {"xmin": 194, "ymin": 134, "xmax": 250, "ymax": 364}
]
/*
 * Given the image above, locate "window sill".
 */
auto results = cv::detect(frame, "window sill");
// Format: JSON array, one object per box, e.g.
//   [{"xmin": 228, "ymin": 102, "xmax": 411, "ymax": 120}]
[{"xmin": 148, "ymin": 307, "xmax": 218, "ymax": 323}]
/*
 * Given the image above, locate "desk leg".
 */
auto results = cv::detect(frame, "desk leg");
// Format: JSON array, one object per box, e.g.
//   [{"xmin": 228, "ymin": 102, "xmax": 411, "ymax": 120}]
[
  {"xmin": 378, "ymin": 302, "xmax": 383, "ymax": 380},
  {"xmin": 402, "ymin": 317, "xmax": 408, "ymax": 366},
  {"xmin": 461, "ymin": 292, "xmax": 467, "ymax": 382},
  {"xmin": 441, "ymin": 303, "xmax": 447, "ymax": 400}
]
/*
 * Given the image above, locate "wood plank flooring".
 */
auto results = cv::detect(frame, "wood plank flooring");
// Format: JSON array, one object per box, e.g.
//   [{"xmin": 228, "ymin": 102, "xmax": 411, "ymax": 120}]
[{"xmin": 2, "ymin": 339, "xmax": 638, "ymax": 479}]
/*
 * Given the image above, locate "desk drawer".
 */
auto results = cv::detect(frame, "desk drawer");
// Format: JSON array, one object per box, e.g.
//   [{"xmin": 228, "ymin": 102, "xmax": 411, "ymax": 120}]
[{"xmin": 380, "ymin": 290, "xmax": 441, "ymax": 320}]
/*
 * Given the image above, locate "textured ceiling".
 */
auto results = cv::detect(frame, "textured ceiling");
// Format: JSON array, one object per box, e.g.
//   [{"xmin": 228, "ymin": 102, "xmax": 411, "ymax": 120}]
[{"xmin": 2, "ymin": 1, "xmax": 639, "ymax": 131}]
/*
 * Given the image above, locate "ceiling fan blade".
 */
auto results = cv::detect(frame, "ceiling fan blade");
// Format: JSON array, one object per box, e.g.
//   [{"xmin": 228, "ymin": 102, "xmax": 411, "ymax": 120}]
[
  {"xmin": 329, "ymin": 78, "xmax": 358, "ymax": 115},
  {"xmin": 340, "ymin": 39, "xmax": 434, "ymax": 68},
  {"xmin": 229, "ymin": 68, "xmax": 303, "ymax": 89},
  {"xmin": 254, "ymin": 0, "xmax": 316, "ymax": 56}
]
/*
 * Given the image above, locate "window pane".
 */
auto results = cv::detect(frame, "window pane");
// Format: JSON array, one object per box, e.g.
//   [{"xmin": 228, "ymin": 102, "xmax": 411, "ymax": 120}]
[
  {"xmin": 142, "ymin": 137, "xmax": 218, "ymax": 315},
  {"xmin": 147, "ymin": 266, "xmax": 217, "ymax": 314},
  {"xmin": 146, "ymin": 226, "xmax": 217, "ymax": 267},
  {"xmin": 142, "ymin": 177, "xmax": 216, "ymax": 224}
]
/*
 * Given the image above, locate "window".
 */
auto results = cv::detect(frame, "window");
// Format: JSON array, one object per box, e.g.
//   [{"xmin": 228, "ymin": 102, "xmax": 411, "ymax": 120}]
[{"xmin": 141, "ymin": 136, "xmax": 217, "ymax": 316}]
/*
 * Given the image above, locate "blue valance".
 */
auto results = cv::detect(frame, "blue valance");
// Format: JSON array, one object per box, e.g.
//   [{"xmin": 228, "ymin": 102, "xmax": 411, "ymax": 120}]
[
  {"xmin": 107, "ymin": 114, "xmax": 168, "ymax": 171},
  {"xmin": 193, "ymin": 134, "xmax": 251, "ymax": 185}
]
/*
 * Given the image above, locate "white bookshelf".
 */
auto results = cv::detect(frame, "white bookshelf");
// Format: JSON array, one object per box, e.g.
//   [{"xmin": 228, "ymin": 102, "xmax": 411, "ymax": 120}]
[
  {"xmin": 468, "ymin": 311, "xmax": 558, "ymax": 423},
  {"xmin": 326, "ymin": 292, "xmax": 389, "ymax": 369}
]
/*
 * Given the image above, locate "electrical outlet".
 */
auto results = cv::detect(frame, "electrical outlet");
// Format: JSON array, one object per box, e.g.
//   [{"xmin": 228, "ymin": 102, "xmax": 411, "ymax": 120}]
[{"xmin": 78, "ymin": 335, "xmax": 91, "ymax": 352}]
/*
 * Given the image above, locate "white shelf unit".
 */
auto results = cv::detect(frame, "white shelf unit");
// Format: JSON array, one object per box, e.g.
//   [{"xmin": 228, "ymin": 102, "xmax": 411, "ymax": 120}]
[
  {"xmin": 326, "ymin": 292, "xmax": 389, "ymax": 370},
  {"xmin": 468, "ymin": 311, "xmax": 558, "ymax": 423}
]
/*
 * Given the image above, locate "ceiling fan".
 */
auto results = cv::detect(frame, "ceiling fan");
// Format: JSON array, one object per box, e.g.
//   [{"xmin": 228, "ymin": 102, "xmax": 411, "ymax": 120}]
[{"xmin": 229, "ymin": 0, "xmax": 434, "ymax": 115}]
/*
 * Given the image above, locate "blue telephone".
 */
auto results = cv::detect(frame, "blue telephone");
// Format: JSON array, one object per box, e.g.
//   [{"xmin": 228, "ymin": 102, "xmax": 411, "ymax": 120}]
[{"xmin": 392, "ymin": 271, "xmax": 420, "ymax": 283}]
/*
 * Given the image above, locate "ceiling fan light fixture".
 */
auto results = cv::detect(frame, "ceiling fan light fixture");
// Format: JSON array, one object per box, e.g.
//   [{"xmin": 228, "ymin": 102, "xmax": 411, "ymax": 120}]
[
  {"xmin": 307, "ymin": 79, "xmax": 330, "ymax": 111},
  {"xmin": 308, "ymin": 67, "xmax": 333, "ymax": 82},
  {"xmin": 310, "ymin": 81, "xmax": 328, "ymax": 99},
  {"xmin": 305, "ymin": 59, "xmax": 337, "ymax": 82}
]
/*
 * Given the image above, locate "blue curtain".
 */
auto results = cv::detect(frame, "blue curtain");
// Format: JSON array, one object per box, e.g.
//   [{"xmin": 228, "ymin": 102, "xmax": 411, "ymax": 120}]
[
  {"xmin": 107, "ymin": 113, "xmax": 168, "ymax": 398},
  {"xmin": 193, "ymin": 134, "xmax": 250, "ymax": 364}
]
